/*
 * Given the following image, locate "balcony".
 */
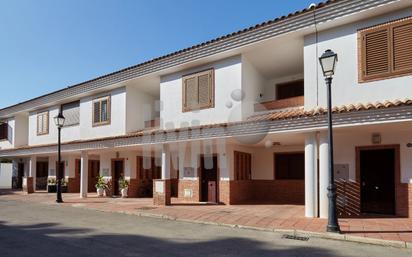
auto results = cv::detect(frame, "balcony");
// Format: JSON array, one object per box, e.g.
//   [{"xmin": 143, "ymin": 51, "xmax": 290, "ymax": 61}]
[{"xmin": 254, "ymin": 95, "xmax": 304, "ymax": 112}]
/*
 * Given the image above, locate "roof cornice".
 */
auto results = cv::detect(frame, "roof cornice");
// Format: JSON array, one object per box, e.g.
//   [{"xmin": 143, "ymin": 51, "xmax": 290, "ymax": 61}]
[
  {"xmin": 0, "ymin": 0, "xmax": 399, "ymax": 118},
  {"xmin": 1, "ymin": 102, "xmax": 412, "ymax": 157}
]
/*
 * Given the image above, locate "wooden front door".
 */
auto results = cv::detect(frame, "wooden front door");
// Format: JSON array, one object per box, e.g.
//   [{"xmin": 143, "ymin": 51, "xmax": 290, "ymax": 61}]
[
  {"xmin": 88, "ymin": 160, "xmax": 100, "ymax": 193},
  {"xmin": 16, "ymin": 163, "xmax": 24, "ymax": 189},
  {"xmin": 200, "ymin": 156, "xmax": 218, "ymax": 203},
  {"xmin": 111, "ymin": 160, "xmax": 124, "ymax": 196},
  {"xmin": 360, "ymin": 148, "xmax": 396, "ymax": 215}
]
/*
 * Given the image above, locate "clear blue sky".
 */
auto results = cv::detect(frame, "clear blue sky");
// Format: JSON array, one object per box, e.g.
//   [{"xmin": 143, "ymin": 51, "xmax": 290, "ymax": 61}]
[{"xmin": 0, "ymin": 0, "xmax": 321, "ymax": 109}]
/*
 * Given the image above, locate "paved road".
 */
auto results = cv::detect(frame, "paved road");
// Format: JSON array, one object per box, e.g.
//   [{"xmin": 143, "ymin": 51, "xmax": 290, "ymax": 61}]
[{"xmin": 0, "ymin": 200, "xmax": 410, "ymax": 257}]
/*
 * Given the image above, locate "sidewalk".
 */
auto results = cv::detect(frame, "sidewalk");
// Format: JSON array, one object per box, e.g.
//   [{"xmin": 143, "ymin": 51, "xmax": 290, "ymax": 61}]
[{"xmin": 1, "ymin": 190, "xmax": 412, "ymax": 247}]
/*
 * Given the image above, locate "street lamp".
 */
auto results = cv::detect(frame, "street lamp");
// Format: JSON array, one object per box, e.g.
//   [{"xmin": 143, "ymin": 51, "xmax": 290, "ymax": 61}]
[
  {"xmin": 319, "ymin": 49, "xmax": 340, "ymax": 233},
  {"xmin": 54, "ymin": 112, "xmax": 65, "ymax": 203}
]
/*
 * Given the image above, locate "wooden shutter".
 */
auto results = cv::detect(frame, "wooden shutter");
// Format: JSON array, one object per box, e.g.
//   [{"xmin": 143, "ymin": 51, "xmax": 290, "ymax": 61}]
[
  {"xmin": 234, "ymin": 151, "xmax": 251, "ymax": 181},
  {"xmin": 392, "ymin": 22, "xmax": 412, "ymax": 72},
  {"xmin": 359, "ymin": 17, "xmax": 412, "ymax": 82},
  {"xmin": 363, "ymin": 29, "xmax": 390, "ymax": 77},
  {"xmin": 93, "ymin": 101, "xmax": 101, "ymax": 124},
  {"xmin": 62, "ymin": 101, "xmax": 80, "ymax": 126},
  {"xmin": 182, "ymin": 69, "xmax": 214, "ymax": 112},
  {"xmin": 184, "ymin": 77, "xmax": 198, "ymax": 110},
  {"xmin": 198, "ymin": 72, "xmax": 211, "ymax": 107},
  {"xmin": 37, "ymin": 111, "xmax": 49, "ymax": 135}
]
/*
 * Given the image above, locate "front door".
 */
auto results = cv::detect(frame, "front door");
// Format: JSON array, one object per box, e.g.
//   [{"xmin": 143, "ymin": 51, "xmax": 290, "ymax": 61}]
[
  {"xmin": 360, "ymin": 148, "xmax": 396, "ymax": 215},
  {"xmin": 200, "ymin": 156, "xmax": 218, "ymax": 203},
  {"xmin": 112, "ymin": 160, "xmax": 124, "ymax": 196},
  {"xmin": 88, "ymin": 160, "xmax": 100, "ymax": 193},
  {"xmin": 16, "ymin": 163, "xmax": 24, "ymax": 189}
]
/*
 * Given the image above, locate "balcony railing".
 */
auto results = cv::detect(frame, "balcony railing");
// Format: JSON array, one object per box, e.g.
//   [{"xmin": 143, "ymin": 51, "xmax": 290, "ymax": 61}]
[{"xmin": 254, "ymin": 96, "xmax": 304, "ymax": 112}]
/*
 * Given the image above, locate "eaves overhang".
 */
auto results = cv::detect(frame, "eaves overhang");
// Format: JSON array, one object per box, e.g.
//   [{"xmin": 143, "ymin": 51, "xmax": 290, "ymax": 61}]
[
  {"xmin": 1, "ymin": 103, "xmax": 412, "ymax": 157},
  {"xmin": 0, "ymin": 0, "xmax": 402, "ymax": 118}
]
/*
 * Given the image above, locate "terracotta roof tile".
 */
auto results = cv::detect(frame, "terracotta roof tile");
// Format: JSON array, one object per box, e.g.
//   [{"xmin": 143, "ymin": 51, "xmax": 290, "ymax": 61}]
[{"xmin": 1, "ymin": 98, "xmax": 411, "ymax": 153}]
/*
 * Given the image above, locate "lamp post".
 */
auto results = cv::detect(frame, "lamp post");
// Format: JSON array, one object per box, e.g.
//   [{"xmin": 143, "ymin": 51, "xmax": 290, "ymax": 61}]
[
  {"xmin": 319, "ymin": 49, "xmax": 340, "ymax": 233},
  {"xmin": 54, "ymin": 112, "xmax": 65, "ymax": 203}
]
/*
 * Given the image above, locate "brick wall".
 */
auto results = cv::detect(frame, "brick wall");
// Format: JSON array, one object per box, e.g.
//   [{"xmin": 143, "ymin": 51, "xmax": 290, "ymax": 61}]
[
  {"xmin": 153, "ymin": 179, "xmax": 171, "ymax": 205},
  {"xmin": 336, "ymin": 180, "xmax": 411, "ymax": 218},
  {"xmin": 128, "ymin": 178, "xmax": 139, "ymax": 198},
  {"xmin": 228, "ymin": 180, "xmax": 304, "ymax": 205},
  {"xmin": 67, "ymin": 177, "xmax": 80, "ymax": 193},
  {"xmin": 177, "ymin": 179, "xmax": 200, "ymax": 202}
]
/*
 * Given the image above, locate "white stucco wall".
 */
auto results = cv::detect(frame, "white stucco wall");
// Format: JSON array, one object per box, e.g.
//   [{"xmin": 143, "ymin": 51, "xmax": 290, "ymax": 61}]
[
  {"xmin": 28, "ymin": 106, "xmax": 80, "ymax": 146},
  {"xmin": 125, "ymin": 85, "xmax": 157, "ymax": 133},
  {"xmin": 334, "ymin": 129, "xmax": 412, "ymax": 183},
  {"xmin": 80, "ymin": 87, "xmax": 126, "ymax": 140},
  {"xmin": 160, "ymin": 55, "xmax": 242, "ymax": 129},
  {"xmin": 0, "ymin": 163, "xmax": 12, "ymax": 189},
  {"xmin": 227, "ymin": 144, "xmax": 304, "ymax": 180},
  {"xmin": 241, "ymin": 56, "xmax": 265, "ymax": 119},
  {"xmin": 304, "ymin": 7, "xmax": 412, "ymax": 109}
]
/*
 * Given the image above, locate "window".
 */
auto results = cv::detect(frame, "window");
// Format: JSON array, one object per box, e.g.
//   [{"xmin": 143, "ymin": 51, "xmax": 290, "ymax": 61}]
[
  {"xmin": 234, "ymin": 151, "xmax": 252, "ymax": 180},
  {"xmin": 182, "ymin": 69, "xmax": 214, "ymax": 112},
  {"xmin": 62, "ymin": 101, "xmax": 80, "ymax": 127},
  {"xmin": 0, "ymin": 122, "xmax": 8, "ymax": 140},
  {"xmin": 276, "ymin": 80, "xmax": 304, "ymax": 100},
  {"xmin": 274, "ymin": 152, "xmax": 304, "ymax": 180},
  {"xmin": 37, "ymin": 111, "xmax": 49, "ymax": 135},
  {"xmin": 359, "ymin": 17, "xmax": 412, "ymax": 82},
  {"xmin": 92, "ymin": 96, "xmax": 110, "ymax": 126}
]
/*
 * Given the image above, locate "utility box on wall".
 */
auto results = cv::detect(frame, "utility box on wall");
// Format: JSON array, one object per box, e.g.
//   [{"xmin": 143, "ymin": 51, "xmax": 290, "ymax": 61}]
[{"xmin": 334, "ymin": 164, "xmax": 349, "ymax": 181}]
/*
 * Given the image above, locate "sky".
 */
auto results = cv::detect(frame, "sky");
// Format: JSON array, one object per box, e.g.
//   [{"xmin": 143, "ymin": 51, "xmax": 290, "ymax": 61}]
[{"xmin": 0, "ymin": 0, "xmax": 322, "ymax": 109}]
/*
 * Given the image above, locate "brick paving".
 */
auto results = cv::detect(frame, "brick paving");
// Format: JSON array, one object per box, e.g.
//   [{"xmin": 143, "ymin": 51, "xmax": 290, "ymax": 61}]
[{"xmin": 1, "ymin": 190, "xmax": 412, "ymax": 243}]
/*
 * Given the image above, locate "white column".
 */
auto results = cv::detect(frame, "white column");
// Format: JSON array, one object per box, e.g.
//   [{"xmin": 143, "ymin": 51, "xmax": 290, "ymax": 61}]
[
  {"xmin": 29, "ymin": 156, "xmax": 37, "ymax": 191},
  {"xmin": 161, "ymin": 145, "xmax": 171, "ymax": 179},
  {"xmin": 80, "ymin": 152, "xmax": 89, "ymax": 198},
  {"xmin": 319, "ymin": 132, "xmax": 329, "ymax": 219},
  {"xmin": 305, "ymin": 133, "xmax": 318, "ymax": 218}
]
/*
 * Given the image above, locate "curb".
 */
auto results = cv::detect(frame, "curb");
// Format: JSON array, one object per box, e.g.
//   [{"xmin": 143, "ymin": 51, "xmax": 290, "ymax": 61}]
[
  {"xmin": 4, "ymin": 197, "xmax": 411, "ymax": 249},
  {"xmin": 129, "ymin": 210, "xmax": 410, "ymax": 249}
]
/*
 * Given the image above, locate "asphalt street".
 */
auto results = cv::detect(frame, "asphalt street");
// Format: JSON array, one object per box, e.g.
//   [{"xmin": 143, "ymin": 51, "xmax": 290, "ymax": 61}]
[{"xmin": 0, "ymin": 199, "xmax": 410, "ymax": 257}]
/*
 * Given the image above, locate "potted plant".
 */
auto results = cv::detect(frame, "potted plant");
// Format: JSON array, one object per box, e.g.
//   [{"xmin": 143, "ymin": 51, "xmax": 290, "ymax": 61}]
[
  {"xmin": 119, "ymin": 176, "xmax": 129, "ymax": 198},
  {"xmin": 60, "ymin": 178, "xmax": 68, "ymax": 193},
  {"xmin": 95, "ymin": 175, "xmax": 107, "ymax": 197},
  {"xmin": 47, "ymin": 177, "xmax": 56, "ymax": 193}
]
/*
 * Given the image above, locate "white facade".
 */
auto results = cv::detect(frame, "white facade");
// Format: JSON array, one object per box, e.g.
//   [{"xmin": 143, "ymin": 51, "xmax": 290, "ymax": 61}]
[{"xmin": 304, "ymin": 7, "xmax": 412, "ymax": 109}]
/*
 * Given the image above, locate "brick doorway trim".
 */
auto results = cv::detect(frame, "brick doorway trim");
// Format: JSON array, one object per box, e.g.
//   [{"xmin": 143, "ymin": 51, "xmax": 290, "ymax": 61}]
[{"xmin": 199, "ymin": 154, "xmax": 220, "ymax": 204}]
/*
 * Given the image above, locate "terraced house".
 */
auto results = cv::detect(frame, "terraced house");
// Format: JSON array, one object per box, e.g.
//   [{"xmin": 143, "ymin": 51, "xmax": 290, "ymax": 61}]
[{"xmin": 1, "ymin": 0, "xmax": 412, "ymax": 219}]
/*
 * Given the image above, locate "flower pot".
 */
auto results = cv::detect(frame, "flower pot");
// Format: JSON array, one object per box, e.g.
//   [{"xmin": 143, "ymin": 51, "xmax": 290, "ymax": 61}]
[
  {"xmin": 97, "ymin": 188, "xmax": 104, "ymax": 197},
  {"xmin": 47, "ymin": 185, "xmax": 56, "ymax": 193},
  {"xmin": 121, "ymin": 188, "xmax": 128, "ymax": 198}
]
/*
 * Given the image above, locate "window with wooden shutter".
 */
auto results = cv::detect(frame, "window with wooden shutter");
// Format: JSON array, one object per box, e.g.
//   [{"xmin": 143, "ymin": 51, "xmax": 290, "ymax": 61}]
[
  {"xmin": 92, "ymin": 96, "xmax": 111, "ymax": 126},
  {"xmin": 62, "ymin": 101, "xmax": 80, "ymax": 127},
  {"xmin": 182, "ymin": 69, "xmax": 214, "ymax": 112},
  {"xmin": 0, "ymin": 122, "xmax": 8, "ymax": 141},
  {"xmin": 234, "ymin": 151, "xmax": 252, "ymax": 180},
  {"xmin": 274, "ymin": 152, "xmax": 304, "ymax": 180},
  {"xmin": 359, "ymin": 17, "xmax": 412, "ymax": 82},
  {"xmin": 36, "ymin": 111, "xmax": 49, "ymax": 135}
]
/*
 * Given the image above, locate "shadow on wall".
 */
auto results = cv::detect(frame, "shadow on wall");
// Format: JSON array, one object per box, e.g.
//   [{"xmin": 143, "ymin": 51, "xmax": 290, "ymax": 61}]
[{"xmin": 0, "ymin": 221, "xmax": 339, "ymax": 257}]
